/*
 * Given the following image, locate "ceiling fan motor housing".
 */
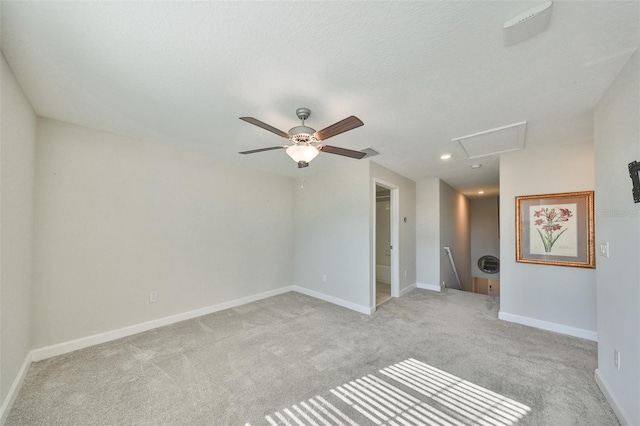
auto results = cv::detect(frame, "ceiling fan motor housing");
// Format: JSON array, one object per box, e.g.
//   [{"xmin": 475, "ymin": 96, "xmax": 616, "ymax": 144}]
[
  {"xmin": 290, "ymin": 107, "xmax": 317, "ymax": 144},
  {"xmin": 288, "ymin": 125, "xmax": 317, "ymax": 144}
]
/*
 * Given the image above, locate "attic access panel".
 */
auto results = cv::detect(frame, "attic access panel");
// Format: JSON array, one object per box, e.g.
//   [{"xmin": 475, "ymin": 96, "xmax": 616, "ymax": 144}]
[{"xmin": 453, "ymin": 121, "xmax": 527, "ymax": 159}]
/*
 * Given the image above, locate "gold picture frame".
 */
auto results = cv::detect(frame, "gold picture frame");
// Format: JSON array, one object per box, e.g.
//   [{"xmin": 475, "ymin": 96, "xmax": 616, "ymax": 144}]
[{"xmin": 516, "ymin": 191, "xmax": 595, "ymax": 268}]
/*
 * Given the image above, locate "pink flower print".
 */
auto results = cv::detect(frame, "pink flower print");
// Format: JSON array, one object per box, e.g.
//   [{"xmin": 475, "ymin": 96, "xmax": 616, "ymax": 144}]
[{"xmin": 533, "ymin": 206, "xmax": 573, "ymax": 252}]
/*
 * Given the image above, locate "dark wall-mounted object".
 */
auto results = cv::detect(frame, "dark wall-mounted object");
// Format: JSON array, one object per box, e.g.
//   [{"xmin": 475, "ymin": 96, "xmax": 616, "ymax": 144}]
[
  {"xmin": 630, "ymin": 161, "xmax": 640, "ymax": 203},
  {"xmin": 478, "ymin": 255, "xmax": 500, "ymax": 274}
]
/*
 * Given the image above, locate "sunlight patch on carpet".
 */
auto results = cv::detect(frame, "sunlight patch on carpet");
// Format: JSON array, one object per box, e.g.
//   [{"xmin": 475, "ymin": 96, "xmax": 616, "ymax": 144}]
[{"xmin": 246, "ymin": 358, "xmax": 531, "ymax": 426}]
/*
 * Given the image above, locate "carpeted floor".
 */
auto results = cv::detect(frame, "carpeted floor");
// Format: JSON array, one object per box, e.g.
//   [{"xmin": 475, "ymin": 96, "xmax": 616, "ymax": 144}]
[
  {"xmin": 251, "ymin": 357, "xmax": 533, "ymax": 425},
  {"xmin": 7, "ymin": 289, "xmax": 618, "ymax": 425}
]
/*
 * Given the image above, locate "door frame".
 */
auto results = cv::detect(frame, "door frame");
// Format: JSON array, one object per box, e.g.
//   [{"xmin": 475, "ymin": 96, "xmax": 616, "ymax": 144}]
[{"xmin": 373, "ymin": 178, "xmax": 400, "ymax": 308}]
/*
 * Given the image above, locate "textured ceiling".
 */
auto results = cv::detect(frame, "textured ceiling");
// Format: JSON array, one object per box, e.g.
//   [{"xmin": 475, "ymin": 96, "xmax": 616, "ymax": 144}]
[{"xmin": 1, "ymin": 1, "xmax": 638, "ymax": 197}]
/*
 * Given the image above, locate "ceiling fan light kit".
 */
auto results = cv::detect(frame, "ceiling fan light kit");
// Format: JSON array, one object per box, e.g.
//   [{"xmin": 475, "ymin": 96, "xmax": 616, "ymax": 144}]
[
  {"xmin": 286, "ymin": 144, "xmax": 319, "ymax": 163},
  {"xmin": 239, "ymin": 107, "xmax": 365, "ymax": 168}
]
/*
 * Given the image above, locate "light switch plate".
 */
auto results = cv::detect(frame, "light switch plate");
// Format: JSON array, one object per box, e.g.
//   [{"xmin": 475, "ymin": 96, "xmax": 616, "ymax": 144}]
[{"xmin": 599, "ymin": 242, "xmax": 609, "ymax": 258}]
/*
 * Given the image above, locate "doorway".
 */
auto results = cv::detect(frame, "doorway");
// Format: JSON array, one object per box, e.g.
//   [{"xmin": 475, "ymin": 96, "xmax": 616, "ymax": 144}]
[{"xmin": 374, "ymin": 180, "xmax": 399, "ymax": 307}]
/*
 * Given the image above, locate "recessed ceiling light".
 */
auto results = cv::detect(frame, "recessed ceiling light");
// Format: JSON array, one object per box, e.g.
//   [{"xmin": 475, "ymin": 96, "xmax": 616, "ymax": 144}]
[
  {"xmin": 478, "ymin": 190, "xmax": 485, "ymax": 194},
  {"xmin": 471, "ymin": 164, "xmax": 482, "ymax": 169},
  {"xmin": 440, "ymin": 153, "xmax": 452, "ymax": 160}
]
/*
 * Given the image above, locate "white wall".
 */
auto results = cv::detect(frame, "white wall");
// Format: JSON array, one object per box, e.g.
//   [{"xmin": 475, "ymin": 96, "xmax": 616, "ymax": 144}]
[
  {"xmin": 293, "ymin": 160, "xmax": 371, "ymax": 310},
  {"xmin": 32, "ymin": 118, "xmax": 294, "ymax": 348},
  {"xmin": 593, "ymin": 51, "xmax": 639, "ymax": 426},
  {"xmin": 439, "ymin": 180, "xmax": 471, "ymax": 291},
  {"xmin": 0, "ymin": 54, "xmax": 36, "ymax": 415},
  {"xmin": 416, "ymin": 178, "xmax": 440, "ymax": 288},
  {"xmin": 370, "ymin": 161, "xmax": 416, "ymax": 299},
  {"xmin": 470, "ymin": 196, "xmax": 500, "ymax": 279},
  {"xmin": 499, "ymin": 142, "xmax": 597, "ymax": 340},
  {"xmin": 292, "ymin": 160, "xmax": 416, "ymax": 311}
]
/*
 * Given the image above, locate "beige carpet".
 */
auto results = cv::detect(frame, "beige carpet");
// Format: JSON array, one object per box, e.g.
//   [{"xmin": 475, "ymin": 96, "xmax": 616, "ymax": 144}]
[{"xmin": 7, "ymin": 289, "xmax": 617, "ymax": 425}]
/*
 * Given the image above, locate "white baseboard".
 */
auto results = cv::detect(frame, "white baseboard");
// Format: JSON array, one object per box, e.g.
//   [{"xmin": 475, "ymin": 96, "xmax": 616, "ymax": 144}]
[
  {"xmin": 498, "ymin": 311, "xmax": 598, "ymax": 342},
  {"xmin": 595, "ymin": 369, "xmax": 634, "ymax": 426},
  {"xmin": 399, "ymin": 283, "xmax": 417, "ymax": 296},
  {"xmin": 31, "ymin": 286, "xmax": 294, "ymax": 362},
  {"xmin": 416, "ymin": 282, "xmax": 443, "ymax": 292},
  {"xmin": 292, "ymin": 286, "xmax": 373, "ymax": 315},
  {"xmin": 0, "ymin": 352, "xmax": 32, "ymax": 425},
  {"xmin": 31, "ymin": 284, "xmax": 373, "ymax": 363}
]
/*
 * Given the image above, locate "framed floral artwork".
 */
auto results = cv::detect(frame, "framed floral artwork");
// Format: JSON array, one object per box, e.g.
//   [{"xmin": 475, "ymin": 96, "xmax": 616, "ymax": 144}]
[{"xmin": 516, "ymin": 191, "xmax": 595, "ymax": 268}]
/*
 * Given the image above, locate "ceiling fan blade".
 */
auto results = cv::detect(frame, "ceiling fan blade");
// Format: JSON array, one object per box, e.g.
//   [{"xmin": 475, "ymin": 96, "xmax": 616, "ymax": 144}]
[
  {"xmin": 239, "ymin": 117, "xmax": 290, "ymax": 139},
  {"xmin": 239, "ymin": 146, "xmax": 286, "ymax": 155},
  {"xmin": 314, "ymin": 116, "xmax": 364, "ymax": 141},
  {"xmin": 320, "ymin": 145, "xmax": 367, "ymax": 159}
]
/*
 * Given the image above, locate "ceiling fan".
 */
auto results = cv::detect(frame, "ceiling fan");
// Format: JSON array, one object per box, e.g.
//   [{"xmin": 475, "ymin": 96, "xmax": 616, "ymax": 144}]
[{"xmin": 239, "ymin": 107, "xmax": 366, "ymax": 168}]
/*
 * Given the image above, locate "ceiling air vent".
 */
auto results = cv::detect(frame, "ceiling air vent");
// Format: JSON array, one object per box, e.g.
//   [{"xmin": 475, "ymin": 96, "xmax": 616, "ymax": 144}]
[
  {"xmin": 503, "ymin": 2, "xmax": 553, "ymax": 46},
  {"xmin": 359, "ymin": 147, "xmax": 380, "ymax": 158}
]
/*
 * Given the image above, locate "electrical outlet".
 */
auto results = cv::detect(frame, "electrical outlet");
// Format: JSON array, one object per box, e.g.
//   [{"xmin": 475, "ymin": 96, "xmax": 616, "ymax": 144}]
[
  {"xmin": 149, "ymin": 292, "xmax": 158, "ymax": 303},
  {"xmin": 322, "ymin": 274, "xmax": 327, "ymax": 283},
  {"xmin": 614, "ymin": 350, "xmax": 621, "ymax": 370},
  {"xmin": 404, "ymin": 269, "xmax": 408, "ymax": 277}
]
